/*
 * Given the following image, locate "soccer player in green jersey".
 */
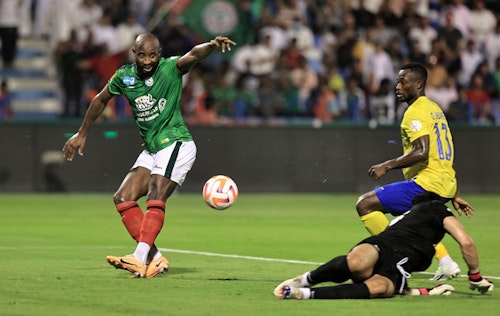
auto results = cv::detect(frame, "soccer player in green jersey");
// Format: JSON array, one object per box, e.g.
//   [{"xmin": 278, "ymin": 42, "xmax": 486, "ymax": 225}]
[
  {"xmin": 62, "ymin": 33, "xmax": 236, "ymax": 278},
  {"xmin": 355, "ymin": 62, "xmax": 474, "ymax": 281}
]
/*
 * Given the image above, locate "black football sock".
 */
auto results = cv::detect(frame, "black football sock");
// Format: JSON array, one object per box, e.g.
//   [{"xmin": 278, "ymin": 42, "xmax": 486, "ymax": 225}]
[
  {"xmin": 311, "ymin": 283, "xmax": 370, "ymax": 299},
  {"xmin": 309, "ymin": 255, "xmax": 351, "ymax": 284}
]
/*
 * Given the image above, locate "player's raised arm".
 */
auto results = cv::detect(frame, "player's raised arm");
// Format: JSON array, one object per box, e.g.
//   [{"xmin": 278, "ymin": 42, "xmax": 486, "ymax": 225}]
[
  {"xmin": 368, "ymin": 135, "xmax": 429, "ymax": 180},
  {"xmin": 62, "ymin": 85, "xmax": 114, "ymax": 161},
  {"xmin": 176, "ymin": 36, "xmax": 236, "ymax": 73}
]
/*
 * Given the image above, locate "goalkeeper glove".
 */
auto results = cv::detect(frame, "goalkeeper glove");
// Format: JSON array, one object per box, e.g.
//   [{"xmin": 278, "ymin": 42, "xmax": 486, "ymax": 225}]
[
  {"xmin": 417, "ymin": 284, "xmax": 455, "ymax": 296},
  {"xmin": 468, "ymin": 271, "xmax": 494, "ymax": 294}
]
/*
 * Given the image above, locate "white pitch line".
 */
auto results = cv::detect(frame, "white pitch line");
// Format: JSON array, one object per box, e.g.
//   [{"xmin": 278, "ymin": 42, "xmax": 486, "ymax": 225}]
[
  {"xmin": 159, "ymin": 248, "xmax": 322, "ymax": 265},
  {"xmin": 159, "ymin": 247, "xmax": 500, "ymax": 280},
  {"xmin": 2, "ymin": 246, "xmax": 498, "ymax": 280}
]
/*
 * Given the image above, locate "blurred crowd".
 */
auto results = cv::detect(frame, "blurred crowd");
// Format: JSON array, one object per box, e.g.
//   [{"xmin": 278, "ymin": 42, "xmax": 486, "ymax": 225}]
[{"xmin": 1, "ymin": 0, "xmax": 500, "ymax": 126}]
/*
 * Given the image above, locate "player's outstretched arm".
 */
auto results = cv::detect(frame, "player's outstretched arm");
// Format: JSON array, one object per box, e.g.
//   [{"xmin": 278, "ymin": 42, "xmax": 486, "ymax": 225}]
[
  {"xmin": 62, "ymin": 85, "xmax": 113, "ymax": 161},
  {"xmin": 443, "ymin": 216, "xmax": 493, "ymax": 294},
  {"xmin": 177, "ymin": 36, "xmax": 236, "ymax": 73}
]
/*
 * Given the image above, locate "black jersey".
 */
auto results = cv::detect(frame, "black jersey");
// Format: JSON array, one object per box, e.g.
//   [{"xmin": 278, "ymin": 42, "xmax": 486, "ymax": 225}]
[
  {"xmin": 359, "ymin": 200, "xmax": 455, "ymax": 293},
  {"xmin": 379, "ymin": 200, "xmax": 454, "ymax": 272}
]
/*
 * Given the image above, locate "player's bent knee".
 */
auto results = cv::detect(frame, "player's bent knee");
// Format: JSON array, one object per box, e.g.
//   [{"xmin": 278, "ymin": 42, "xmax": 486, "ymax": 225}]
[
  {"xmin": 356, "ymin": 194, "xmax": 371, "ymax": 216},
  {"xmin": 113, "ymin": 192, "xmax": 134, "ymax": 204}
]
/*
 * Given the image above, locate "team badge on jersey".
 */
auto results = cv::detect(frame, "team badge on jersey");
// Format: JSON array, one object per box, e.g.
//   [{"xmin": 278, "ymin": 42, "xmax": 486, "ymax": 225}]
[
  {"xmin": 123, "ymin": 76, "xmax": 135, "ymax": 85},
  {"xmin": 145, "ymin": 77, "xmax": 154, "ymax": 87},
  {"xmin": 411, "ymin": 120, "xmax": 423, "ymax": 132}
]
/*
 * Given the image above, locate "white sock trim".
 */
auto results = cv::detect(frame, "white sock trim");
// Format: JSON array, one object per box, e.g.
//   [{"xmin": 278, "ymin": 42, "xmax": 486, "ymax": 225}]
[{"xmin": 134, "ymin": 242, "xmax": 151, "ymax": 264}]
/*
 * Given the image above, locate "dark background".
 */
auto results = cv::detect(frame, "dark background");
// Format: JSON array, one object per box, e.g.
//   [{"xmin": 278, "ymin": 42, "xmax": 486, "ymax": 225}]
[{"xmin": 0, "ymin": 122, "xmax": 498, "ymax": 194}]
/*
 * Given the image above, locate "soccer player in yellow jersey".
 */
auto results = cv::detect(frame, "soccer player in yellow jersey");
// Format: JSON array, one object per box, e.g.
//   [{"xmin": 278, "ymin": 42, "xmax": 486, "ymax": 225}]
[{"xmin": 356, "ymin": 62, "xmax": 474, "ymax": 280}]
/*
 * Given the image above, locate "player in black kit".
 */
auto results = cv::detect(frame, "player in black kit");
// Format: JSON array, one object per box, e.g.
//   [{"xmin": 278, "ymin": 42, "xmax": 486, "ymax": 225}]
[{"xmin": 274, "ymin": 192, "xmax": 494, "ymax": 299}]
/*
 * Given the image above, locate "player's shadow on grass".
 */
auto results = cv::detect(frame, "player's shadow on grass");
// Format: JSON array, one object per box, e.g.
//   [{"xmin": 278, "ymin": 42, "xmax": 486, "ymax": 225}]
[{"xmin": 166, "ymin": 267, "xmax": 198, "ymax": 275}]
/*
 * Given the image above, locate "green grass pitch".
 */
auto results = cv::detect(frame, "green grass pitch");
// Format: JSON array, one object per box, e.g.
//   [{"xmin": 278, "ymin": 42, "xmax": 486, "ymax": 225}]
[{"xmin": 1, "ymin": 193, "xmax": 498, "ymax": 316}]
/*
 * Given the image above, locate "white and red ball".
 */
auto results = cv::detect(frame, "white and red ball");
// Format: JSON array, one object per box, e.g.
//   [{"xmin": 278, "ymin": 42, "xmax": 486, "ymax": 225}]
[{"xmin": 203, "ymin": 175, "xmax": 238, "ymax": 210}]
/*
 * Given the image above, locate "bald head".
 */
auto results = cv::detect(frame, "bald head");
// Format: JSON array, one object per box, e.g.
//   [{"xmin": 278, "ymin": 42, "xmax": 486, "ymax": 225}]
[{"xmin": 134, "ymin": 33, "xmax": 160, "ymax": 50}]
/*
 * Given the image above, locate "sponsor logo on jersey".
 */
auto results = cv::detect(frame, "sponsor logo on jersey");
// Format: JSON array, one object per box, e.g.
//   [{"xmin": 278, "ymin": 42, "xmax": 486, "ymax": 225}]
[
  {"xmin": 123, "ymin": 76, "xmax": 135, "ymax": 85},
  {"xmin": 135, "ymin": 94, "xmax": 156, "ymax": 111}
]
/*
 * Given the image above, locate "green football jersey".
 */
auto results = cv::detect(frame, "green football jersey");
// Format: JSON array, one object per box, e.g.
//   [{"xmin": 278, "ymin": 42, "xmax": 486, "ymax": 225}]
[{"xmin": 108, "ymin": 56, "xmax": 192, "ymax": 153}]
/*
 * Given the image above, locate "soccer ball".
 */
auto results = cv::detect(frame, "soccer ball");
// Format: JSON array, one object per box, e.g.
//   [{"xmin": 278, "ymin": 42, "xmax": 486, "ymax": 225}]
[{"xmin": 203, "ymin": 175, "xmax": 238, "ymax": 210}]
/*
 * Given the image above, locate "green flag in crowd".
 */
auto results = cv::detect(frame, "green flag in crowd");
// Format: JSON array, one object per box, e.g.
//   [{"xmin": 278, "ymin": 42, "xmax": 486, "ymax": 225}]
[{"xmin": 180, "ymin": 0, "xmax": 255, "ymax": 46}]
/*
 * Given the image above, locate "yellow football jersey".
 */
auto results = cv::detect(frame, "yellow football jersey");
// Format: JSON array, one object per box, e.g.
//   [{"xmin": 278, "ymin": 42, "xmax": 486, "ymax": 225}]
[{"xmin": 400, "ymin": 96, "xmax": 457, "ymax": 198}]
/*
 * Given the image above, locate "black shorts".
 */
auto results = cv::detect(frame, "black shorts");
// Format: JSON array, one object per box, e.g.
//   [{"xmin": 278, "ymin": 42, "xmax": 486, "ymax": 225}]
[{"xmin": 358, "ymin": 235, "xmax": 419, "ymax": 294}]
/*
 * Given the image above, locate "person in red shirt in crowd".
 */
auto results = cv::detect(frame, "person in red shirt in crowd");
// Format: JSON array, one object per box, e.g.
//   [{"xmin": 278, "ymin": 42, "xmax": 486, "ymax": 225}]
[{"xmin": 465, "ymin": 73, "xmax": 495, "ymax": 124}]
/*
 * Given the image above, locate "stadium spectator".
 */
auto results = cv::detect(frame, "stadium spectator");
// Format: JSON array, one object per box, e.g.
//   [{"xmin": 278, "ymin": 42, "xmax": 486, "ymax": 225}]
[
  {"xmin": 485, "ymin": 22, "xmax": 500, "ymax": 72},
  {"xmin": 115, "ymin": 13, "xmax": 146, "ymax": 62},
  {"xmin": 365, "ymin": 40, "xmax": 393, "ymax": 94},
  {"xmin": 128, "ymin": 0, "xmax": 154, "ymax": 27},
  {"xmin": 349, "ymin": 0, "xmax": 383, "ymax": 18},
  {"xmin": 33, "ymin": 0, "xmax": 53, "ymax": 39},
  {"xmin": 369, "ymin": 78, "xmax": 395, "ymax": 125},
  {"xmin": 229, "ymin": 33, "xmax": 279, "ymax": 94},
  {"xmin": 90, "ymin": 13, "xmax": 119, "ymax": 55},
  {"xmin": 285, "ymin": 15, "xmax": 315, "ymax": 59},
  {"xmin": 274, "ymin": 192, "xmax": 493, "ymax": 300},
  {"xmin": 182, "ymin": 70, "xmax": 218, "ymax": 126},
  {"xmin": 376, "ymin": 1, "xmax": 402, "ymax": 28},
  {"xmin": 259, "ymin": 20, "xmax": 289, "ymax": 52},
  {"xmin": 492, "ymin": 56, "xmax": 500, "ymax": 97},
  {"xmin": 274, "ymin": 0, "xmax": 303, "ymax": 30},
  {"xmin": 470, "ymin": 0, "xmax": 497, "ymax": 51},
  {"xmin": 426, "ymin": 38, "xmax": 455, "ymax": 73},
  {"xmin": 63, "ymin": 34, "xmax": 236, "ymax": 278},
  {"xmin": 338, "ymin": 75, "xmax": 366, "ymax": 122},
  {"xmin": 290, "ymin": 55, "xmax": 318, "ymax": 116},
  {"xmin": 408, "ymin": 15, "xmax": 438, "ymax": 56},
  {"xmin": 0, "ymin": 0, "xmax": 22, "ymax": 68},
  {"xmin": 352, "ymin": 27, "xmax": 376, "ymax": 80},
  {"xmin": 335, "ymin": 11, "xmax": 359, "ymax": 73},
  {"xmin": 386, "ymin": 36, "xmax": 406, "ymax": 76},
  {"xmin": 355, "ymin": 62, "xmax": 473, "ymax": 281},
  {"xmin": 247, "ymin": 33, "xmax": 280, "ymax": 78},
  {"xmin": 317, "ymin": 0, "xmax": 345, "ymax": 34},
  {"xmin": 437, "ymin": 11, "xmax": 462, "ymax": 76},
  {"xmin": 0, "ymin": 78, "xmax": 12, "ymax": 119},
  {"xmin": 312, "ymin": 77, "xmax": 340, "ymax": 124},
  {"xmin": 80, "ymin": 49, "xmax": 128, "ymax": 120},
  {"xmin": 370, "ymin": 14, "xmax": 398, "ymax": 49},
  {"xmin": 103, "ymin": 0, "xmax": 129, "ymax": 26},
  {"xmin": 475, "ymin": 60, "xmax": 498, "ymax": 98},
  {"xmin": 426, "ymin": 76, "xmax": 458, "ymax": 118},
  {"xmin": 407, "ymin": 39, "xmax": 427, "ymax": 65},
  {"xmin": 466, "ymin": 73, "xmax": 495, "ymax": 125},
  {"xmin": 458, "ymin": 39, "xmax": 484, "ymax": 88},
  {"xmin": 399, "ymin": 0, "xmax": 423, "ymax": 37},
  {"xmin": 447, "ymin": 85, "xmax": 472, "ymax": 122},
  {"xmin": 256, "ymin": 75, "xmax": 285, "ymax": 121},
  {"xmin": 326, "ymin": 63, "xmax": 345, "ymax": 93},
  {"xmin": 73, "ymin": 0, "xmax": 103, "ymax": 45},
  {"xmin": 351, "ymin": 0, "xmax": 376, "ymax": 30},
  {"xmin": 441, "ymin": 0, "xmax": 472, "ymax": 40},
  {"xmin": 56, "ymin": 29, "xmax": 87, "ymax": 118},
  {"xmin": 153, "ymin": 13, "xmax": 195, "ymax": 59},
  {"xmin": 11, "ymin": 0, "xmax": 500, "ymax": 126}
]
